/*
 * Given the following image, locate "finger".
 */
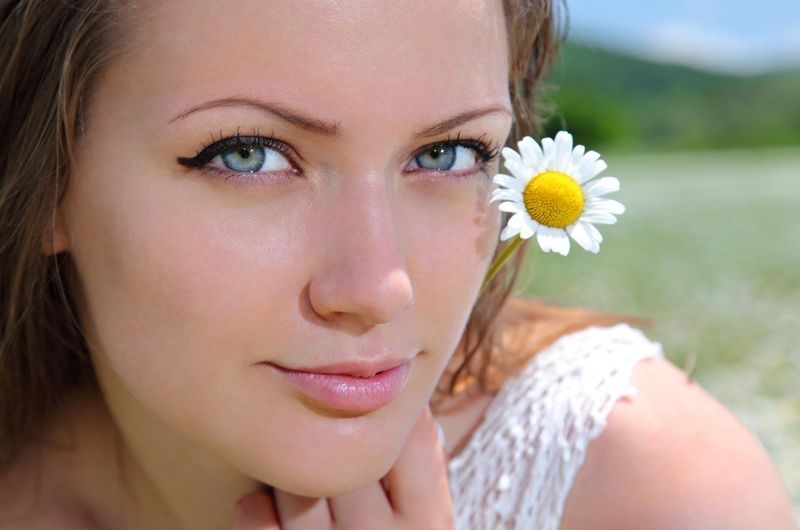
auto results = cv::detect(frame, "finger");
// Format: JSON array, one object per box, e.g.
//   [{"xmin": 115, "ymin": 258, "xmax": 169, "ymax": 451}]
[
  {"xmin": 273, "ymin": 488, "xmax": 333, "ymax": 530},
  {"xmin": 232, "ymin": 488, "xmax": 280, "ymax": 530},
  {"xmin": 385, "ymin": 406, "xmax": 454, "ymax": 523},
  {"xmin": 328, "ymin": 480, "xmax": 393, "ymax": 527}
]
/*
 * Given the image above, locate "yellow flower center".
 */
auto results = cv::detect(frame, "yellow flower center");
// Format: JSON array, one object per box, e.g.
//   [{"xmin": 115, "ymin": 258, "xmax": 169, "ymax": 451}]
[{"xmin": 522, "ymin": 171, "xmax": 585, "ymax": 228}]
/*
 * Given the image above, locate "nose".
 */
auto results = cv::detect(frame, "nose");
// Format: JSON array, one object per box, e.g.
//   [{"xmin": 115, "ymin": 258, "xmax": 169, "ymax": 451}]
[{"xmin": 307, "ymin": 174, "xmax": 414, "ymax": 328}]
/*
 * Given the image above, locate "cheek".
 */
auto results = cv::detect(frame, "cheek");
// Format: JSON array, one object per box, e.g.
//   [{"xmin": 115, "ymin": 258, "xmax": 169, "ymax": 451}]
[
  {"xmin": 64, "ymin": 163, "xmax": 316, "ymax": 420},
  {"xmin": 64, "ymin": 175, "xmax": 363, "ymax": 489},
  {"xmin": 402, "ymin": 178, "xmax": 501, "ymax": 347}
]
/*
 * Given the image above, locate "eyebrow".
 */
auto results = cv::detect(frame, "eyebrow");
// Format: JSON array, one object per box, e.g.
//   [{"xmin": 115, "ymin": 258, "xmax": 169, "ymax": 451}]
[
  {"xmin": 169, "ymin": 97, "xmax": 512, "ymax": 138},
  {"xmin": 413, "ymin": 105, "xmax": 512, "ymax": 137},
  {"xmin": 169, "ymin": 98, "xmax": 341, "ymax": 136}
]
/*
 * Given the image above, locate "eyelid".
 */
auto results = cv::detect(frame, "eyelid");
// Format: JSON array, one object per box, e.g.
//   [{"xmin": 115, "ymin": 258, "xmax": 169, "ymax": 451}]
[
  {"xmin": 407, "ymin": 135, "xmax": 500, "ymax": 168},
  {"xmin": 176, "ymin": 132, "xmax": 299, "ymax": 169}
]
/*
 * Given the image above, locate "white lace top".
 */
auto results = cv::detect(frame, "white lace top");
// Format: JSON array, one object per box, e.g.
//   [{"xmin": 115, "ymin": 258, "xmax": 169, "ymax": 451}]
[{"xmin": 447, "ymin": 323, "xmax": 665, "ymax": 530}]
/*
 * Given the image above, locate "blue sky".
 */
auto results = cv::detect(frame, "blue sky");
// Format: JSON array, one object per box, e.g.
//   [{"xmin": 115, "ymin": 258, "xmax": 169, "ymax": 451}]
[{"xmin": 565, "ymin": 0, "xmax": 800, "ymax": 75}]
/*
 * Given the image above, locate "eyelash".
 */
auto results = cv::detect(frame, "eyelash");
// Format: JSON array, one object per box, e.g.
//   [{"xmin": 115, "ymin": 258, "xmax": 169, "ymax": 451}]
[
  {"xmin": 176, "ymin": 129, "xmax": 298, "ymax": 186},
  {"xmin": 176, "ymin": 129, "xmax": 501, "ymax": 186},
  {"xmin": 413, "ymin": 132, "xmax": 501, "ymax": 179}
]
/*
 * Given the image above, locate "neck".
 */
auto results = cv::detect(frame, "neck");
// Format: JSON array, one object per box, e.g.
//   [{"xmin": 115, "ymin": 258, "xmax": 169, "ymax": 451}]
[{"xmin": 77, "ymin": 376, "xmax": 262, "ymax": 530}]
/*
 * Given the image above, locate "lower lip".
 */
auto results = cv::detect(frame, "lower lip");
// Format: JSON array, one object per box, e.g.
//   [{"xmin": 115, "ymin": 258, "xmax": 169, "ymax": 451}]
[{"xmin": 260, "ymin": 361, "xmax": 412, "ymax": 412}]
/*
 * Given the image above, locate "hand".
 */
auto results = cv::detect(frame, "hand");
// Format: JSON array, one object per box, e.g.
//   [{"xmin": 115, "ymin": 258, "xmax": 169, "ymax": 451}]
[{"xmin": 232, "ymin": 406, "xmax": 455, "ymax": 530}]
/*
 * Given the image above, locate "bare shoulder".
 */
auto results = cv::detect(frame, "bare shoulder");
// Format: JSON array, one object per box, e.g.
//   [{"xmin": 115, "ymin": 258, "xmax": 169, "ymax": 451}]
[{"xmin": 560, "ymin": 354, "xmax": 798, "ymax": 530}]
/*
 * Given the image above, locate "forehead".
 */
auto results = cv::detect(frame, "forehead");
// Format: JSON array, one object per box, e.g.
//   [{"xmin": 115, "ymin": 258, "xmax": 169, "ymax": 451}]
[{"xmin": 112, "ymin": 0, "xmax": 510, "ymax": 131}]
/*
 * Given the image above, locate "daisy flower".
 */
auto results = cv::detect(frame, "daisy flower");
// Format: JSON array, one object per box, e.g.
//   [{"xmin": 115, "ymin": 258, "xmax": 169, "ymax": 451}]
[
  {"xmin": 480, "ymin": 131, "xmax": 624, "ymax": 294},
  {"xmin": 491, "ymin": 130, "xmax": 624, "ymax": 256}
]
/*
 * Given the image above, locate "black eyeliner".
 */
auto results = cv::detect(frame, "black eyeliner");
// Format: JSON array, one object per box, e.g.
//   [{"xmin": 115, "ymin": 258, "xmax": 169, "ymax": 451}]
[
  {"xmin": 423, "ymin": 131, "xmax": 501, "ymax": 164},
  {"xmin": 177, "ymin": 131, "xmax": 292, "ymax": 168}
]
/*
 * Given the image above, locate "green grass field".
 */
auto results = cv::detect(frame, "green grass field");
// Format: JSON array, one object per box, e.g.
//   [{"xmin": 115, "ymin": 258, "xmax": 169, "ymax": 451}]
[{"xmin": 518, "ymin": 147, "xmax": 800, "ymax": 513}]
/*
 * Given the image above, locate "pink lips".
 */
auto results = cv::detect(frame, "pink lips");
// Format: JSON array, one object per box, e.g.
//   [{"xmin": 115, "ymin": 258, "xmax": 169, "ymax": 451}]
[{"xmin": 260, "ymin": 360, "xmax": 412, "ymax": 412}]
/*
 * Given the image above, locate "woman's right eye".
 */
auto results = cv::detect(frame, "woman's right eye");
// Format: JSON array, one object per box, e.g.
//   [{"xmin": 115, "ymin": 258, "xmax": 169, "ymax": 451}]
[
  {"xmin": 176, "ymin": 136, "xmax": 296, "ymax": 180},
  {"xmin": 212, "ymin": 145, "xmax": 292, "ymax": 173}
]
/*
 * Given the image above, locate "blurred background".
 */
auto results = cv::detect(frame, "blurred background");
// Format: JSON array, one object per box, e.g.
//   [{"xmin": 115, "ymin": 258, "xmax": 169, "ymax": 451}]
[{"xmin": 522, "ymin": 0, "xmax": 800, "ymax": 515}]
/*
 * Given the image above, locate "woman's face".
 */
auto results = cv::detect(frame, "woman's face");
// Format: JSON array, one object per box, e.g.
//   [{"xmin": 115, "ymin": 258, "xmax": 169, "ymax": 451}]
[{"xmin": 58, "ymin": 0, "xmax": 511, "ymax": 496}]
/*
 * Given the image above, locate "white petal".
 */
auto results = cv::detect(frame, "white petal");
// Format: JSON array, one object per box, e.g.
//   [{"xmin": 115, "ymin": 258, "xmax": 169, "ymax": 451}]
[
  {"xmin": 587, "ymin": 198, "xmax": 626, "ymax": 215},
  {"xmin": 518, "ymin": 137, "xmax": 543, "ymax": 167},
  {"xmin": 567, "ymin": 222, "xmax": 599, "ymax": 253},
  {"xmin": 536, "ymin": 225, "xmax": 563, "ymax": 254},
  {"xmin": 500, "ymin": 224, "xmax": 521, "ymax": 241},
  {"xmin": 527, "ymin": 165, "xmax": 546, "ymax": 185},
  {"xmin": 507, "ymin": 212, "xmax": 528, "ymax": 230},
  {"xmin": 536, "ymin": 230, "xmax": 553, "ymax": 253},
  {"xmin": 490, "ymin": 189, "xmax": 521, "ymax": 203},
  {"xmin": 519, "ymin": 219, "xmax": 535, "ymax": 239},
  {"xmin": 554, "ymin": 132, "xmax": 573, "ymax": 173},
  {"xmin": 501, "ymin": 146, "xmax": 522, "ymax": 165},
  {"xmin": 575, "ymin": 151, "xmax": 601, "ymax": 182},
  {"xmin": 561, "ymin": 146, "xmax": 583, "ymax": 175},
  {"xmin": 551, "ymin": 229, "xmax": 571, "ymax": 256},
  {"xmin": 523, "ymin": 215, "xmax": 540, "ymax": 237},
  {"xmin": 584, "ymin": 222, "xmax": 604, "ymax": 245},
  {"xmin": 555, "ymin": 131, "xmax": 574, "ymax": 150},
  {"xmin": 498, "ymin": 201, "xmax": 526, "ymax": 214},
  {"xmin": 556, "ymin": 148, "xmax": 571, "ymax": 173},
  {"xmin": 493, "ymin": 173, "xmax": 526, "ymax": 194},
  {"xmin": 578, "ymin": 150, "xmax": 600, "ymax": 164},
  {"xmin": 571, "ymin": 144, "xmax": 586, "ymax": 165},
  {"xmin": 583, "ymin": 176, "xmax": 620, "ymax": 198},
  {"xmin": 578, "ymin": 156, "xmax": 607, "ymax": 183},
  {"xmin": 541, "ymin": 137, "xmax": 556, "ymax": 165},
  {"xmin": 581, "ymin": 211, "xmax": 618, "ymax": 225},
  {"xmin": 502, "ymin": 159, "xmax": 528, "ymax": 182}
]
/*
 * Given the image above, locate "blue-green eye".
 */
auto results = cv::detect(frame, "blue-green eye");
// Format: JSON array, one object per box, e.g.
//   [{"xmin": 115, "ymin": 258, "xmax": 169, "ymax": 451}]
[
  {"xmin": 411, "ymin": 144, "xmax": 479, "ymax": 172},
  {"xmin": 216, "ymin": 145, "xmax": 290, "ymax": 173},
  {"xmin": 177, "ymin": 135, "xmax": 294, "ymax": 176}
]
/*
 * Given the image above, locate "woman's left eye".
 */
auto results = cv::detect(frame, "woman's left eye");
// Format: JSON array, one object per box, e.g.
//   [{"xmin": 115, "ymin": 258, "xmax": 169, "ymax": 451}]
[{"xmin": 409, "ymin": 144, "xmax": 479, "ymax": 172}]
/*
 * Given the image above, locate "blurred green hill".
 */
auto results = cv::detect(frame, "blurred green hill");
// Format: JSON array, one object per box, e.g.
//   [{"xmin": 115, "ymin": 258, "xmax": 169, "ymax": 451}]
[{"xmin": 543, "ymin": 41, "xmax": 800, "ymax": 151}]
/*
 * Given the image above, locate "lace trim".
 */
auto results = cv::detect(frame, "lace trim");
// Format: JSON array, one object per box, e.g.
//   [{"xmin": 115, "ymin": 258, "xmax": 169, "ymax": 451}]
[{"xmin": 447, "ymin": 323, "xmax": 665, "ymax": 530}]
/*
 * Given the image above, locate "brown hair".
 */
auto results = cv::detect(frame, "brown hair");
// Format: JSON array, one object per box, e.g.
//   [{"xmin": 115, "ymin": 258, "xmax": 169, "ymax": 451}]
[
  {"xmin": 433, "ymin": 0, "xmax": 637, "ymax": 410},
  {"xmin": 0, "ymin": 0, "xmax": 624, "ymax": 472}
]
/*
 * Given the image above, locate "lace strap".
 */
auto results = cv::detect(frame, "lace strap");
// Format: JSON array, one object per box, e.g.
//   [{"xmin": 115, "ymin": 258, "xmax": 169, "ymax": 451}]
[{"xmin": 448, "ymin": 323, "xmax": 665, "ymax": 530}]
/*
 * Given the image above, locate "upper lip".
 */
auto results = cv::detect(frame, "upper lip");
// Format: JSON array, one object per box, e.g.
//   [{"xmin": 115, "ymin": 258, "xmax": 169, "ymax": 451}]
[{"xmin": 265, "ymin": 356, "xmax": 414, "ymax": 378}]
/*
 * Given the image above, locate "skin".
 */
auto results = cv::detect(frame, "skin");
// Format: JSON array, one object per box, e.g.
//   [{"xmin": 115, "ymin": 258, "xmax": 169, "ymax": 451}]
[{"xmin": 47, "ymin": 0, "xmax": 512, "ymax": 528}]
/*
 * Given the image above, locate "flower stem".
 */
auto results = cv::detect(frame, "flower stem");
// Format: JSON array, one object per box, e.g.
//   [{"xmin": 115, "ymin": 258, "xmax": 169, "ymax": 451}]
[{"xmin": 479, "ymin": 236, "xmax": 525, "ymax": 297}]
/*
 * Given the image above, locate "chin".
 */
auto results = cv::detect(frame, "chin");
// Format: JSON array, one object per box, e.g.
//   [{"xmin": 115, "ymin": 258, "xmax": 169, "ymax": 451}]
[
  {"xmin": 230, "ymin": 372, "xmax": 430, "ymax": 498},
  {"xmin": 264, "ymin": 450, "xmax": 397, "ymax": 498},
  {"xmin": 246, "ymin": 419, "xmax": 406, "ymax": 498}
]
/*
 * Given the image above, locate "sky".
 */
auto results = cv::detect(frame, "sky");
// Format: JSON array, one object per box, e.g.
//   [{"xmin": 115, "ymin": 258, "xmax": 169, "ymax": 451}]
[{"xmin": 565, "ymin": 0, "xmax": 800, "ymax": 75}]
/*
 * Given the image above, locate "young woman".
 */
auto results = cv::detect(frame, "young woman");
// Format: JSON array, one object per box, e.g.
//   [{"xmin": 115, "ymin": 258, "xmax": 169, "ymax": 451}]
[{"xmin": 0, "ymin": 0, "xmax": 796, "ymax": 529}]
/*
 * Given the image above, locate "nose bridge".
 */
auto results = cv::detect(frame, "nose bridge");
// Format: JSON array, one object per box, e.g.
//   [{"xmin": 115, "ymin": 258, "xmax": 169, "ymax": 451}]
[
  {"xmin": 337, "ymin": 171, "xmax": 398, "ymax": 256},
  {"xmin": 309, "ymin": 168, "xmax": 413, "ymax": 325}
]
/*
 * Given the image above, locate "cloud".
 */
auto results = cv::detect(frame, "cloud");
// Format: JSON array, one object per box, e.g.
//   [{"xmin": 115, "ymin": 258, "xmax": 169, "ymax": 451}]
[{"xmin": 640, "ymin": 23, "xmax": 800, "ymax": 75}]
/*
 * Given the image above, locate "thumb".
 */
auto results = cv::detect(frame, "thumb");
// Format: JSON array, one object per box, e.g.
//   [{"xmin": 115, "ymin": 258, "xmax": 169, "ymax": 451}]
[
  {"xmin": 232, "ymin": 487, "xmax": 281, "ymax": 530},
  {"xmin": 385, "ymin": 405, "xmax": 453, "ymax": 520}
]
